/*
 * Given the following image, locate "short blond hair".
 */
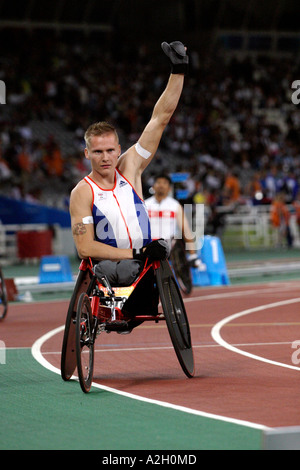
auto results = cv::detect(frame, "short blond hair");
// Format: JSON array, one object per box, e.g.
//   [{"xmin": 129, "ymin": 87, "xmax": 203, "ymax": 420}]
[{"xmin": 84, "ymin": 121, "xmax": 119, "ymax": 148}]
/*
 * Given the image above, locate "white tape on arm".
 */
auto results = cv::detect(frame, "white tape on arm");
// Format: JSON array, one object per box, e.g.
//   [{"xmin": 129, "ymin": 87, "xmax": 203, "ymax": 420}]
[
  {"xmin": 135, "ymin": 142, "xmax": 151, "ymax": 160},
  {"xmin": 82, "ymin": 216, "xmax": 94, "ymax": 224}
]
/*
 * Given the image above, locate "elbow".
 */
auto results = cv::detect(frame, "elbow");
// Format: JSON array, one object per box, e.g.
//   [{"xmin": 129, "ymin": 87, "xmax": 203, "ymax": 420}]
[
  {"xmin": 76, "ymin": 244, "xmax": 90, "ymax": 260},
  {"xmin": 158, "ymin": 113, "xmax": 172, "ymax": 130},
  {"xmin": 151, "ymin": 109, "xmax": 171, "ymax": 131},
  {"xmin": 78, "ymin": 252, "xmax": 88, "ymax": 261}
]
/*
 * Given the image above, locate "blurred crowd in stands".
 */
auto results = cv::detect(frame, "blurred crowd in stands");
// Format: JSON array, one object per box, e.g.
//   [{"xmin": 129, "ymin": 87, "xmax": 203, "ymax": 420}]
[{"xmin": 1, "ymin": 31, "xmax": 300, "ymax": 244}]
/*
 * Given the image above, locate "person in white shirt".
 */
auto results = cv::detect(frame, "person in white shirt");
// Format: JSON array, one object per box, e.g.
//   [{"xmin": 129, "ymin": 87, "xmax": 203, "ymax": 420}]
[{"xmin": 145, "ymin": 174, "xmax": 199, "ymax": 266}]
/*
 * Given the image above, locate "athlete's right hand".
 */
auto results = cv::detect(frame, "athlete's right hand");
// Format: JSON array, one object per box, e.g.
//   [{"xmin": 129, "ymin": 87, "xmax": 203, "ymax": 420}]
[{"xmin": 161, "ymin": 41, "xmax": 189, "ymax": 75}]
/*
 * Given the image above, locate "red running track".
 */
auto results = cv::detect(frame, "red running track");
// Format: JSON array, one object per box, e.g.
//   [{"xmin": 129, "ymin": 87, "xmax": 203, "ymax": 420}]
[{"xmin": 2, "ymin": 280, "xmax": 300, "ymax": 428}]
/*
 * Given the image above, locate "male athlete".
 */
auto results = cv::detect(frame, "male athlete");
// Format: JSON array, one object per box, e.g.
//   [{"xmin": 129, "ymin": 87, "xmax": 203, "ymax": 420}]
[
  {"xmin": 145, "ymin": 173, "xmax": 200, "ymax": 267},
  {"xmin": 70, "ymin": 41, "xmax": 189, "ymax": 285}
]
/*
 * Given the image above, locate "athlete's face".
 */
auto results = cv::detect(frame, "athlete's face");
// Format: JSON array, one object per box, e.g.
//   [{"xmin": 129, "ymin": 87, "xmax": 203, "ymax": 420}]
[
  {"xmin": 85, "ymin": 133, "xmax": 121, "ymax": 176},
  {"xmin": 153, "ymin": 177, "xmax": 171, "ymax": 198}
]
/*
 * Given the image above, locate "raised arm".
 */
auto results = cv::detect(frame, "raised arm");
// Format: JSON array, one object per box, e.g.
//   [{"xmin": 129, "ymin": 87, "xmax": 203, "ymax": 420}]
[
  {"xmin": 138, "ymin": 73, "xmax": 184, "ymax": 164},
  {"xmin": 118, "ymin": 41, "xmax": 188, "ymax": 197}
]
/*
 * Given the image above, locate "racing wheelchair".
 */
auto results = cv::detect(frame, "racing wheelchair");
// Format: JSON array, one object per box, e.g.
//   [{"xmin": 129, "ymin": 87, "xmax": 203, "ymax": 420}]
[
  {"xmin": 169, "ymin": 239, "xmax": 193, "ymax": 295},
  {"xmin": 0, "ymin": 266, "xmax": 8, "ymax": 321},
  {"xmin": 61, "ymin": 257, "xmax": 194, "ymax": 393}
]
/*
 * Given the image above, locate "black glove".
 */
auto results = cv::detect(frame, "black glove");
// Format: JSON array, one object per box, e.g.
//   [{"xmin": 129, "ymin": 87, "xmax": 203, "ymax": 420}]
[
  {"xmin": 133, "ymin": 239, "xmax": 170, "ymax": 263},
  {"xmin": 161, "ymin": 41, "xmax": 189, "ymax": 75}
]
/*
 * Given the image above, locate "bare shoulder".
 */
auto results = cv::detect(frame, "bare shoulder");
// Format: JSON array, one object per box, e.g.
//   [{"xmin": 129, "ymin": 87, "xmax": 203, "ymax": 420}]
[
  {"xmin": 70, "ymin": 178, "xmax": 93, "ymax": 212},
  {"xmin": 71, "ymin": 179, "xmax": 90, "ymax": 199}
]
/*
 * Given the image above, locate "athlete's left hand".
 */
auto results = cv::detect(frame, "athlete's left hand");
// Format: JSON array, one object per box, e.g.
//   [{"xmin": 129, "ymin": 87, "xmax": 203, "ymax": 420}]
[{"xmin": 133, "ymin": 239, "xmax": 170, "ymax": 262}]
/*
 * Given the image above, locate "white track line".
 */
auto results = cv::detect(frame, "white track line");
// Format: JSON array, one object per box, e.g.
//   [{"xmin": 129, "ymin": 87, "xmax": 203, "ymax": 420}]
[
  {"xmin": 184, "ymin": 283, "xmax": 300, "ymax": 303},
  {"xmin": 31, "ymin": 325, "xmax": 269, "ymax": 431},
  {"xmin": 41, "ymin": 340, "xmax": 298, "ymax": 355},
  {"xmin": 31, "ymin": 286, "xmax": 300, "ymax": 431},
  {"xmin": 31, "ymin": 287, "xmax": 300, "ymax": 431},
  {"xmin": 211, "ymin": 297, "xmax": 300, "ymax": 371}
]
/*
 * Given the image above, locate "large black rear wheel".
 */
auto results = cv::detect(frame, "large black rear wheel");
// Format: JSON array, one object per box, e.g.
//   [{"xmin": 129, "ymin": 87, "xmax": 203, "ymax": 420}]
[
  {"xmin": 156, "ymin": 260, "xmax": 194, "ymax": 378},
  {"xmin": 169, "ymin": 239, "xmax": 192, "ymax": 295}
]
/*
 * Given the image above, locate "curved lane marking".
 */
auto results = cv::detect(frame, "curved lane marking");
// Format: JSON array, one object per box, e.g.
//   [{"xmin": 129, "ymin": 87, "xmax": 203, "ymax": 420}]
[
  {"xmin": 31, "ymin": 326, "xmax": 269, "ymax": 431},
  {"xmin": 211, "ymin": 297, "xmax": 300, "ymax": 371}
]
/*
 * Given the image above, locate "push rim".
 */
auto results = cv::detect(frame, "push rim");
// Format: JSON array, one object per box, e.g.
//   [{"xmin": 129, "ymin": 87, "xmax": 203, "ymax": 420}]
[{"xmin": 75, "ymin": 293, "xmax": 95, "ymax": 393}]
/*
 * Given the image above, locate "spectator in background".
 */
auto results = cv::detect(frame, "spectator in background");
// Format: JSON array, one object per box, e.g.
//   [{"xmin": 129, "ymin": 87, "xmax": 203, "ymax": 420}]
[
  {"xmin": 245, "ymin": 171, "xmax": 264, "ymax": 205},
  {"xmin": 17, "ymin": 143, "xmax": 32, "ymax": 190},
  {"xmin": 282, "ymin": 170, "xmax": 299, "ymax": 204},
  {"xmin": 2, "ymin": 31, "xmax": 300, "ymax": 216},
  {"xmin": 292, "ymin": 192, "xmax": 300, "ymax": 231},
  {"xmin": 270, "ymin": 192, "xmax": 292, "ymax": 248},
  {"xmin": 193, "ymin": 180, "xmax": 207, "ymax": 205},
  {"xmin": 0, "ymin": 140, "xmax": 12, "ymax": 182},
  {"xmin": 261, "ymin": 165, "xmax": 279, "ymax": 201},
  {"xmin": 43, "ymin": 140, "xmax": 64, "ymax": 178},
  {"xmin": 145, "ymin": 173, "xmax": 199, "ymax": 262},
  {"xmin": 223, "ymin": 168, "xmax": 240, "ymax": 205},
  {"xmin": 205, "ymin": 203, "xmax": 226, "ymax": 239}
]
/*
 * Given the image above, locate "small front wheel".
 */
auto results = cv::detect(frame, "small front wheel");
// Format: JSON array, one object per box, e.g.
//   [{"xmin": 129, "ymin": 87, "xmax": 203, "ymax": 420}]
[{"xmin": 75, "ymin": 293, "xmax": 95, "ymax": 393}]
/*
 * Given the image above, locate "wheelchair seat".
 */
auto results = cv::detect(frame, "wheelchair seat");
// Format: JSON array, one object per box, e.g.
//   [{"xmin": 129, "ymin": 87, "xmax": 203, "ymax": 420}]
[{"xmin": 93, "ymin": 259, "xmax": 143, "ymax": 287}]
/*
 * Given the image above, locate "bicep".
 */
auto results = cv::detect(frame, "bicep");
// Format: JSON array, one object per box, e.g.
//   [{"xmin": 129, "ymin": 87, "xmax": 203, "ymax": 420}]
[
  {"xmin": 70, "ymin": 186, "xmax": 95, "ymax": 248},
  {"xmin": 137, "ymin": 117, "xmax": 165, "ymax": 169},
  {"xmin": 118, "ymin": 117, "xmax": 165, "ymax": 180},
  {"xmin": 70, "ymin": 187, "xmax": 91, "ymax": 227}
]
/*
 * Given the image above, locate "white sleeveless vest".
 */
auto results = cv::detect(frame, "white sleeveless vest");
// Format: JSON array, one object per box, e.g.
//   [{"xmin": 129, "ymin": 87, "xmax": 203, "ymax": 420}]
[{"xmin": 84, "ymin": 169, "xmax": 151, "ymax": 249}]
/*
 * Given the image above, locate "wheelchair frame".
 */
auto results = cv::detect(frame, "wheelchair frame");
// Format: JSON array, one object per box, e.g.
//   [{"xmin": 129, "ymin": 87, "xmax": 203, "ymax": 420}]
[{"xmin": 61, "ymin": 257, "xmax": 194, "ymax": 393}]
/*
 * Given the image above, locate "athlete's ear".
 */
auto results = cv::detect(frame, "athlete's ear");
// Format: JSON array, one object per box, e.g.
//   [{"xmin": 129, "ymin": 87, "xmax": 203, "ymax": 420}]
[{"xmin": 84, "ymin": 147, "xmax": 90, "ymax": 160}]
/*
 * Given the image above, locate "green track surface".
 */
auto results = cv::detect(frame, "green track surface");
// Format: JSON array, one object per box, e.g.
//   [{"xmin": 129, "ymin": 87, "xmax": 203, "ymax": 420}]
[
  {"xmin": 0, "ymin": 349, "xmax": 263, "ymax": 450},
  {"xmin": 2, "ymin": 249, "xmax": 299, "ymax": 450}
]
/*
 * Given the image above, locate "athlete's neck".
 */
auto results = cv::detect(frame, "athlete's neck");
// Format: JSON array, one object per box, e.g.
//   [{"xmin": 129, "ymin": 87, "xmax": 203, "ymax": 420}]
[{"xmin": 89, "ymin": 170, "xmax": 116, "ymax": 189}]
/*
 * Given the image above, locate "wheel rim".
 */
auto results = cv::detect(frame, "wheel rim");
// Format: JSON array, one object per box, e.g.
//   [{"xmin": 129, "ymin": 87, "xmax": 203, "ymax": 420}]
[
  {"xmin": 170, "ymin": 241, "xmax": 192, "ymax": 294},
  {"xmin": 156, "ymin": 261, "xmax": 194, "ymax": 378},
  {"xmin": 76, "ymin": 294, "xmax": 94, "ymax": 392},
  {"xmin": 164, "ymin": 276, "xmax": 191, "ymax": 350}
]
